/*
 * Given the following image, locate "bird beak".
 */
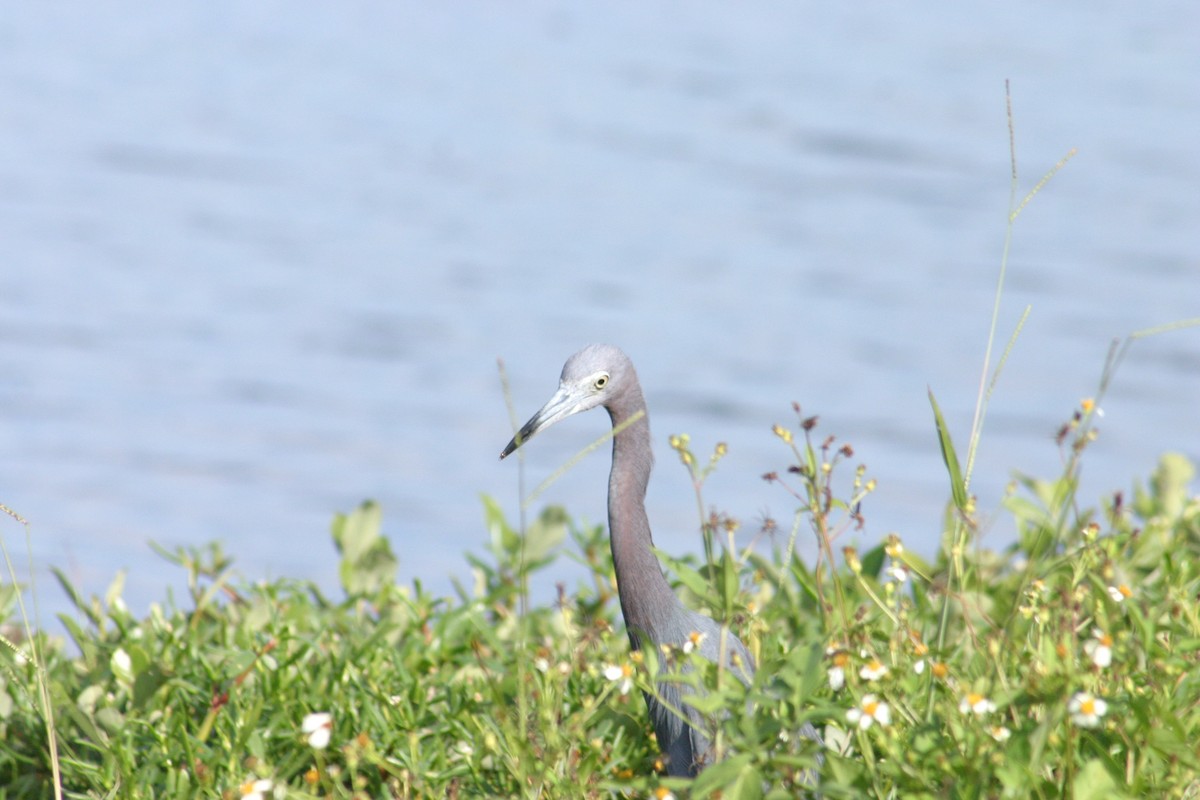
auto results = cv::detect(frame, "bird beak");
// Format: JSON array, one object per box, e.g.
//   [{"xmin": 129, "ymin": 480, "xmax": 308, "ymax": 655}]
[{"xmin": 500, "ymin": 384, "xmax": 583, "ymax": 459}]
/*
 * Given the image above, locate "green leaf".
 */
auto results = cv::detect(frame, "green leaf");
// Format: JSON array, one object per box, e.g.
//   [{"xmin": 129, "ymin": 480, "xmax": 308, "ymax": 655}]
[
  {"xmin": 1073, "ymin": 759, "xmax": 1127, "ymax": 800},
  {"xmin": 57, "ymin": 613, "xmax": 97, "ymax": 661},
  {"xmin": 94, "ymin": 706, "xmax": 125, "ymax": 735},
  {"xmin": 523, "ymin": 505, "xmax": 568, "ymax": 564},
  {"xmin": 860, "ymin": 543, "xmax": 886, "ymax": 579},
  {"xmin": 1150, "ymin": 452, "xmax": 1195, "ymax": 517},
  {"xmin": 658, "ymin": 552, "xmax": 714, "ymax": 600},
  {"xmin": 725, "ymin": 763, "xmax": 765, "ymax": 800},
  {"xmin": 929, "ymin": 388, "xmax": 968, "ymax": 513},
  {"xmin": 104, "ymin": 570, "xmax": 127, "ymax": 614},
  {"xmin": 794, "ymin": 641, "xmax": 824, "ymax": 703},
  {"xmin": 1148, "ymin": 713, "xmax": 1200, "ymax": 764},
  {"xmin": 52, "ymin": 567, "xmax": 102, "ymax": 627},
  {"xmin": 692, "ymin": 751, "xmax": 754, "ymax": 796},
  {"xmin": 681, "ymin": 688, "xmax": 728, "ymax": 717},
  {"xmin": 482, "ymin": 493, "xmax": 520, "ymax": 558},
  {"xmin": 331, "ymin": 500, "xmax": 398, "ymax": 597},
  {"xmin": 720, "ymin": 550, "xmax": 740, "ymax": 610},
  {"xmin": 131, "ymin": 664, "xmax": 170, "ymax": 710}
]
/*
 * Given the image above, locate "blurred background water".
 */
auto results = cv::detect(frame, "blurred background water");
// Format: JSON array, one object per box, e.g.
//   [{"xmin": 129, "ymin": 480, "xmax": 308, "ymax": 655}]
[{"xmin": 0, "ymin": 3, "xmax": 1196, "ymax": 624}]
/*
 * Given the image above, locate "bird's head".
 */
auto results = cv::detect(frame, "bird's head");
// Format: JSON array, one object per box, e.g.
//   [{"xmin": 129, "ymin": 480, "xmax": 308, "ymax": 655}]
[{"xmin": 500, "ymin": 344, "xmax": 636, "ymax": 459}]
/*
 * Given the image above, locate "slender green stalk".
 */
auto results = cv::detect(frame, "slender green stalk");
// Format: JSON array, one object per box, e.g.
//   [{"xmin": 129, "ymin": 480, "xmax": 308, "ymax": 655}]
[
  {"xmin": 931, "ymin": 83, "xmax": 1076, "ymax": 719},
  {"xmin": 497, "ymin": 357, "xmax": 530, "ymax": 617},
  {"xmin": 1, "ymin": 503, "xmax": 62, "ymax": 800},
  {"xmin": 521, "ymin": 411, "xmax": 645, "ymax": 510}
]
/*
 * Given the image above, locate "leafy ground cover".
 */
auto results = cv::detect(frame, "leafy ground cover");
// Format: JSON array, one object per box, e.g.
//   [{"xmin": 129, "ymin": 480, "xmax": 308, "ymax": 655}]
[{"xmin": 1, "ymin": 391, "xmax": 1198, "ymax": 798}]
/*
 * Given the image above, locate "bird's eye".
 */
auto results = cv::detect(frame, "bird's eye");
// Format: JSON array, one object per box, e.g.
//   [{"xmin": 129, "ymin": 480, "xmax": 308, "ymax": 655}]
[{"xmin": 594, "ymin": 374, "xmax": 609, "ymax": 390}]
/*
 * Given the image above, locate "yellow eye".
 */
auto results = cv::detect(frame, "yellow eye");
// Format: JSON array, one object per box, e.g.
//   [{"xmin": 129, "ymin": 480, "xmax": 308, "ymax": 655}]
[{"xmin": 594, "ymin": 374, "xmax": 609, "ymax": 390}]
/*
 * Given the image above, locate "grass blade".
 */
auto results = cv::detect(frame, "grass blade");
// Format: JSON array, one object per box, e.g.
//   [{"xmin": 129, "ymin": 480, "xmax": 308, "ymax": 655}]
[{"xmin": 928, "ymin": 388, "xmax": 967, "ymax": 514}]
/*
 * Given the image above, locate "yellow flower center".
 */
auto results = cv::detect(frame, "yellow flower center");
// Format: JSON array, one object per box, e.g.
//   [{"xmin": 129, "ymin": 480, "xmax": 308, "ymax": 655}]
[
  {"xmin": 863, "ymin": 699, "xmax": 879, "ymax": 716},
  {"xmin": 1079, "ymin": 697, "xmax": 1096, "ymax": 715}
]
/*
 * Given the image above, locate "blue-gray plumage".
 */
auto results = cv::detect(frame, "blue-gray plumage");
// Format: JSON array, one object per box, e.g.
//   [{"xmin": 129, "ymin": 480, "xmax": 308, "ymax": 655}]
[{"xmin": 501, "ymin": 344, "xmax": 816, "ymax": 777}]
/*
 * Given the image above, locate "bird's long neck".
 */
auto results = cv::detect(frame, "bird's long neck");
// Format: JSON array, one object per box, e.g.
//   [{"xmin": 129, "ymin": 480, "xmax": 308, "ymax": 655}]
[{"xmin": 606, "ymin": 388, "xmax": 680, "ymax": 646}]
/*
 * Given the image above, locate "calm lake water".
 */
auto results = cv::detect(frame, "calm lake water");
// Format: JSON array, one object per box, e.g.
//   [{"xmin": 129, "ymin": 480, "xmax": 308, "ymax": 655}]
[{"xmin": 1, "ymin": 4, "xmax": 1197, "ymax": 624}]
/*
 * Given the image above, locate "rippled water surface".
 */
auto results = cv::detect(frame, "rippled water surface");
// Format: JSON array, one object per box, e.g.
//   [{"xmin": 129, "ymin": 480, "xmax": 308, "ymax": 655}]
[{"xmin": 1, "ymin": 4, "xmax": 1197, "ymax": 621}]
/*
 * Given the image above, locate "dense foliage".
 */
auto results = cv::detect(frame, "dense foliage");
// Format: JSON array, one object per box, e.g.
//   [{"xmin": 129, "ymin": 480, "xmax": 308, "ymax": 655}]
[{"xmin": 1, "ymin": 396, "xmax": 1198, "ymax": 798}]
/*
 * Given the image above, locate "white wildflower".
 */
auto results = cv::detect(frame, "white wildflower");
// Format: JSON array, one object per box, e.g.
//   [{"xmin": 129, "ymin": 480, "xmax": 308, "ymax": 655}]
[
  {"xmin": 302, "ymin": 712, "xmax": 333, "ymax": 750},
  {"xmin": 1068, "ymin": 692, "xmax": 1108, "ymax": 728},
  {"xmin": 846, "ymin": 694, "xmax": 890, "ymax": 729}
]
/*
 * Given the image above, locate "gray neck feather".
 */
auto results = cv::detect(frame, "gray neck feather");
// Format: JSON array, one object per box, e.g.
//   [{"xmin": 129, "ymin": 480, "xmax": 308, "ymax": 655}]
[{"xmin": 605, "ymin": 385, "xmax": 682, "ymax": 647}]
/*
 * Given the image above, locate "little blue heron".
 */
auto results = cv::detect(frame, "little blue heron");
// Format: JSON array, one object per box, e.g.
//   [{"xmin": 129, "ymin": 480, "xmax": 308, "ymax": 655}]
[{"xmin": 500, "ymin": 344, "xmax": 818, "ymax": 776}]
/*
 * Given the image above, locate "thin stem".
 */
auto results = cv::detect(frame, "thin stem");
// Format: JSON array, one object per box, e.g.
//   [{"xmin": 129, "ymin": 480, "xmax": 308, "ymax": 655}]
[
  {"xmin": 522, "ymin": 411, "xmax": 645, "ymax": 509},
  {"xmin": 496, "ymin": 357, "xmax": 531, "ymax": 773},
  {"xmin": 0, "ymin": 504, "xmax": 62, "ymax": 800}
]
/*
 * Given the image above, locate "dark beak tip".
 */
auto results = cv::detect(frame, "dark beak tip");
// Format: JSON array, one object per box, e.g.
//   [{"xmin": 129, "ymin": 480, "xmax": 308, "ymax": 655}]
[{"xmin": 501, "ymin": 413, "xmax": 543, "ymax": 461}]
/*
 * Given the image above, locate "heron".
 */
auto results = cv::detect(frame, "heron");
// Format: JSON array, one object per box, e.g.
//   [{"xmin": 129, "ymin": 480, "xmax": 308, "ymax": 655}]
[{"xmin": 500, "ymin": 344, "xmax": 819, "ymax": 777}]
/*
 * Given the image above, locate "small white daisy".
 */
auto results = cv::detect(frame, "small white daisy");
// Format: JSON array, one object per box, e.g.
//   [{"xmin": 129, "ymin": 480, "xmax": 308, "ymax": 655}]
[
  {"xmin": 846, "ymin": 694, "xmax": 891, "ymax": 729},
  {"xmin": 1068, "ymin": 692, "xmax": 1108, "ymax": 728},
  {"xmin": 239, "ymin": 778, "xmax": 273, "ymax": 800},
  {"xmin": 886, "ymin": 561, "xmax": 909, "ymax": 584},
  {"xmin": 1084, "ymin": 629, "xmax": 1113, "ymax": 669},
  {"xmin": 302, "ymin": 712, "xmax": 333, "ymax": 750},
  {"xmin": 958, "ymin": 693, "xmax": 997, "ymax": 716},
  {"xmin": 827, "ymin": 648, "xmax": 849, "ymax": 691},
  {"xmin": 860, "ymin": 658, "xmax": 888, "ymax": 682},
  {"xmin": 603, "ymin": 663, "xmax": 633, "ymax": 695}
]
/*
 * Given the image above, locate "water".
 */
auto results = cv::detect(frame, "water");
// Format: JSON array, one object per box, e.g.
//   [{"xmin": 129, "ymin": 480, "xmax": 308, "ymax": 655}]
[{"xmin": 1, "ymin": 4, "xmax": 1196, "ymax": 625}]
